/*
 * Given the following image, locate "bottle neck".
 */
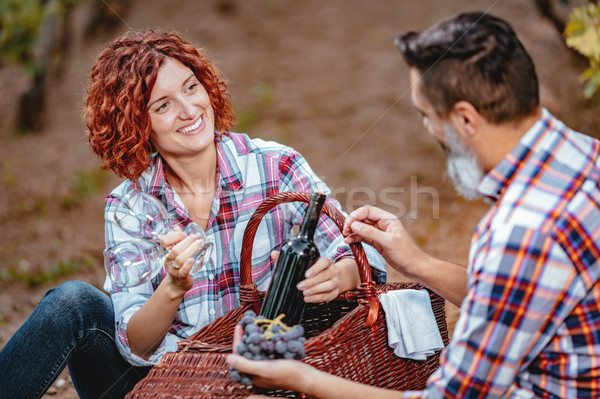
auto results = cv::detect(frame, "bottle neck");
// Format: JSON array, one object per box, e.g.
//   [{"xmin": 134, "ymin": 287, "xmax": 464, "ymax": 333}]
[{"xmin": 298, "ymin": 193, "xmax": 326, "ymax": 240}]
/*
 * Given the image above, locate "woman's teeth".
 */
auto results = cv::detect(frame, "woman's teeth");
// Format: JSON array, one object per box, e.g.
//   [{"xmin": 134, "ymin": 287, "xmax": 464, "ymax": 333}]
[{"xmin": 180, "ymin": 116, "xmax": 202, "ymax": 134}]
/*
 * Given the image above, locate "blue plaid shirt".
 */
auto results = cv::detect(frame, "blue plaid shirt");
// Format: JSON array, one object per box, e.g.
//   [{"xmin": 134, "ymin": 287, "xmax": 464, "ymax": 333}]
[
  {"xmin": 407, "ymin": 109, "xmax": 600, "ymax": 398},
  {"xmin": 103, "ymin": 132, "xmax": 386, "ymax": 366}
]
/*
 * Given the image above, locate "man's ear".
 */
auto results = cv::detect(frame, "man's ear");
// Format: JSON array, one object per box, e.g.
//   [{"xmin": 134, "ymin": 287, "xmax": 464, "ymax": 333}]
[{"xmin": 449, "ymin": 101, "xmax": 481, "ymax": 141}]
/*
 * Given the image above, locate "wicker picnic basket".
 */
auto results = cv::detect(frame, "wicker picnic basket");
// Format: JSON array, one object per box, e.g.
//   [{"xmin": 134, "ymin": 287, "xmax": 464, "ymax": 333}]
[{"xmin": 126, "ymin": 192, "xmax": 449, "ymax": 398}]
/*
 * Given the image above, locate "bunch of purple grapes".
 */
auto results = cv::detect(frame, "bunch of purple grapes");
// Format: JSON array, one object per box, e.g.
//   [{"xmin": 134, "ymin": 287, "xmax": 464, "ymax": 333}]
[{"xmin": 230, "ymin": 310, "xmax": 306, "ymax": 386}]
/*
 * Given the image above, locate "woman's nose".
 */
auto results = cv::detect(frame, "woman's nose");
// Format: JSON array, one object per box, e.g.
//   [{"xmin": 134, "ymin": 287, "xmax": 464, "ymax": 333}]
[{"xmin": 178, "ymin": 98, "xmax": 196, "ymax": 119}]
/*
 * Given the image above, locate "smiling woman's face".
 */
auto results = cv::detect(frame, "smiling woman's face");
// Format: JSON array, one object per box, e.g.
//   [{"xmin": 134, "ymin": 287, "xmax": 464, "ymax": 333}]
[{"xmin": 147, "ymin": 57, "xmax": 216, "ymax": 158}]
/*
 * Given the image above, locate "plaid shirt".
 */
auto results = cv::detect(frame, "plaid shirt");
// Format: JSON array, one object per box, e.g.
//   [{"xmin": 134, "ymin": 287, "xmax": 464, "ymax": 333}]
[
  {"xmin": 103, "ymin": 132, "xmax": 386, "ymax": 366},
  {"xmin": 407, "ymin": 109, "xmax": 600, "ymax": 398}
]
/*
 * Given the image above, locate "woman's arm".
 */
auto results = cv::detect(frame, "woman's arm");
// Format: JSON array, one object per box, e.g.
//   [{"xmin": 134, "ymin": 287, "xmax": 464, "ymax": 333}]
[{"xmin": 127, "ymin": 229, "xmax": 204, "ymax": 359}]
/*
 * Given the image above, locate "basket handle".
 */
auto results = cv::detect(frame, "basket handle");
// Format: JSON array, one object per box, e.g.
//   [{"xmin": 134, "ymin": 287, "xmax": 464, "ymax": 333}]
[{"xmin": 239, "ymin": 191, "xmax": 380, "ymax": 329}]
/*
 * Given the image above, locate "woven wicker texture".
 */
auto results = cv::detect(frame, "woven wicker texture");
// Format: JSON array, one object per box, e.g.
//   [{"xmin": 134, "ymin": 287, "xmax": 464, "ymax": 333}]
[{"xmin": 126, "ymin": 192, "xmax": 449, "ymax": 398}]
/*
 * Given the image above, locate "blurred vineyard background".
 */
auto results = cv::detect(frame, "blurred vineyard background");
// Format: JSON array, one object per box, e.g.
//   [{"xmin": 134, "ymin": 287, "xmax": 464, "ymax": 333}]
[{"xmin": 0, "ymin": 0, "xmax": 598, "ymax": 397}]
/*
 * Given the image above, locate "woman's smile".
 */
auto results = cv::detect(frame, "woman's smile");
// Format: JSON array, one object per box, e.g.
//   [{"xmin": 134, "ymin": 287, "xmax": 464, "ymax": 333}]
[{"xmin": 178, "ymin": 114, "xmax": 205, "ymax": 135}]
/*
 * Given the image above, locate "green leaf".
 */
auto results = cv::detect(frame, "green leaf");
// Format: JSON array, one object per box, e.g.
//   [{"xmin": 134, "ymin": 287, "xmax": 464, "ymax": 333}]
[
  {"xmin": 580, "ymin": 66, "xmax": 598, "ymax": 80},
  {"xmin": 564, "ymin": 4, "xmax": 600, "ymax": 60},
  {"xmin": 583, "ymin": 80, "xmax": 599, "ymax": 99}
]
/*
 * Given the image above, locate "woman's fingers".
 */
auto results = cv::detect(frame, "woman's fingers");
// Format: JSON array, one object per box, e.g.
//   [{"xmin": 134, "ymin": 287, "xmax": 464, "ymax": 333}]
[
  {"xmin": 297, "ymin": 258, "xmax": 340, "ymax": 302},
  {"xmin": 160, "ymin": 226, "xmax": 185, "ymax": 248}
]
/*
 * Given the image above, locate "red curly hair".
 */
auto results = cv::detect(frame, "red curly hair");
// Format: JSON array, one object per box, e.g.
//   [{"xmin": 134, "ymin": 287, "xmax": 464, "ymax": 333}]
[{"xmin": 85, "ymin": 30, "xmax": 236, "ymax": 180}]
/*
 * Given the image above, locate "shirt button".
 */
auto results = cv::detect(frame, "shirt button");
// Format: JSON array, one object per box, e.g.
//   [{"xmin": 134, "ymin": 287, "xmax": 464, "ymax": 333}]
[
  {"xmin": 209, "ymin": 309, "xmax": 216, "ymax": 316},
  {"xmin": 208, "ymin": 273, "xmax": 215, "ymax": 280}
]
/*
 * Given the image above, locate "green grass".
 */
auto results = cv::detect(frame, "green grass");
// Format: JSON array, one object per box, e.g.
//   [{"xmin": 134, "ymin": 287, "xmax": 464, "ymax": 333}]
[
  {"xmin": 0, "ymin": 257, "xmax": 94, "ymax": 287},
  {"xmin": 61, "ymin": 168, "xmax": 108, "ymax": 208}
]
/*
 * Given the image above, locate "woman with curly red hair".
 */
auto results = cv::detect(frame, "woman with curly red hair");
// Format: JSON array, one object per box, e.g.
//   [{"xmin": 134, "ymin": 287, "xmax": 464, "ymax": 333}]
[{"xmin": 0, "ymin": 30, "xmax": 385, "ymax": 398}]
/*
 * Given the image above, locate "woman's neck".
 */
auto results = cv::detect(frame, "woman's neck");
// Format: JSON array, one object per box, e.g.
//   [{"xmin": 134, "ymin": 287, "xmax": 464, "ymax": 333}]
[{"xmin": 162, "ymin": 145, "xmax": 218, "ymax": 194}]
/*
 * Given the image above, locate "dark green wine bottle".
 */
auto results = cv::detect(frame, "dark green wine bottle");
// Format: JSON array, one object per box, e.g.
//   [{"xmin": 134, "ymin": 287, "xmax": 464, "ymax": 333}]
[{"xmin": 260, "ymin": 192, "xmax": 326, "ymax": 326}]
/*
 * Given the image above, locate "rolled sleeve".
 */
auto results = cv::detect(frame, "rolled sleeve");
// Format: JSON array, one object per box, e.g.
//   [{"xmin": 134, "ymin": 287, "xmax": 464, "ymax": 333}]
[
  {"xmin": 110, "ymin": 291, "xmax": 179, "ymax": 366},
  {"xmin": 325, "ymin": 235, "xmax": 387, "ymax": 285}
]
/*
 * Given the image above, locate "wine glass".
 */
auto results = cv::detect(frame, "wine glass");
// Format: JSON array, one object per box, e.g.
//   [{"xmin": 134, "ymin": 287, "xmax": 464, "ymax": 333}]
[
  {"xmin": 184, "ymin": 222, "xmax": 214, "ymax": 273},
  {"xmin": 112, "ymin": 190, "xmax": 171, "ymax": 242},
  {"xmin": 104, "ymin": 239, "xmax": 167, "ymax": 288},
  {"xmin": 106, "ymin": 190, "xmax": 214, "ymax": 287}
]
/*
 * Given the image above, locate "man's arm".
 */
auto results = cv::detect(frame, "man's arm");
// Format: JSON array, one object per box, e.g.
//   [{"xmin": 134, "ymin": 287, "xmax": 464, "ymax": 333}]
[
  {"xmin": 227, "ymin": 325, "xmax": 412, "ymax": 399},
  {"xmin": 229, "ymin": 354, "xmax": 408, "ymax": 399}
]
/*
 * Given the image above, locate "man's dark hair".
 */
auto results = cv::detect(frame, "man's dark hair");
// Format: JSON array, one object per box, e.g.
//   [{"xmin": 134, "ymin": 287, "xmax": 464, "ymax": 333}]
[{"xmin": 395, "ymin": 12, "xmax": 539, "ymax": 124}]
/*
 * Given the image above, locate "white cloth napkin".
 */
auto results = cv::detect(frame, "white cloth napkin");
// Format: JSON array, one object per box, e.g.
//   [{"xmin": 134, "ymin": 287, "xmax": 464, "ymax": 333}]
[{"xmin": 378, "ymin": 289, "xmax": 444, "ymax": 360}]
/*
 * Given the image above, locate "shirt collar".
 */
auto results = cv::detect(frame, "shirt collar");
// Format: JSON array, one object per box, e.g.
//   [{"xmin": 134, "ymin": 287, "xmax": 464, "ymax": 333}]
[
  {"xmin": 137, "ymin": 132, "xmax": 245, "ymax": 193},
  {"xmin": 135, "ymin": 154, "xmax": 168, "ymax": 198},
  {"xmin": 215, "ymin": 133, "xmax": 244, "ymax": 190},
  {"xmin": 134, "ymin": 155, "xmax": 183, "ymax": 216},
  {"xmin": 477, "ymin": 108, "xmax": 554, "ymax": 202}
]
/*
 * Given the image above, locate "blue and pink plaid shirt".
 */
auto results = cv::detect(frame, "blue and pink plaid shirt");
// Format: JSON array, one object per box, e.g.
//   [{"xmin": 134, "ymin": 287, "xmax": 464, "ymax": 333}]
[
  {"xmin": 103, "ymin": 132, "xmax": 386, "ymax": 366},
  {"xmin": 408, "ymin": 108, "xmax": 600, "ymax": 398}
]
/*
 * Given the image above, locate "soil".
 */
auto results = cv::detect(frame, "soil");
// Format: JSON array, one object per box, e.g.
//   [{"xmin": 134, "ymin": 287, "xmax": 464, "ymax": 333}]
[{"xmin": 0, "ymin": 1, "xmax": 598, "ymax": 397}]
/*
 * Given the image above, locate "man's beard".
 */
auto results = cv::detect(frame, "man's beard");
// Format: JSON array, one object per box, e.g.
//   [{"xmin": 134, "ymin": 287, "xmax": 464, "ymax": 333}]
[{"xmin": 443, "ymin": 122, "xmax": 484, "ymax": 200}]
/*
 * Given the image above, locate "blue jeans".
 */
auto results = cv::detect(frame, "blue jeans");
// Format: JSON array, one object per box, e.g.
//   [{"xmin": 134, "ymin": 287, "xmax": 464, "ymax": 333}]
[{"xmin": 0, "ymin": 281, "xmax": 152, "ymax": 399}]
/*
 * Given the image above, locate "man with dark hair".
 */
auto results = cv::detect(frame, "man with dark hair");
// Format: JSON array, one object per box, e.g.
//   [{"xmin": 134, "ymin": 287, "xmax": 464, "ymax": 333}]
[{"xmin": 228, "ymin": 12, "xmax": 600, "ymax": 398}]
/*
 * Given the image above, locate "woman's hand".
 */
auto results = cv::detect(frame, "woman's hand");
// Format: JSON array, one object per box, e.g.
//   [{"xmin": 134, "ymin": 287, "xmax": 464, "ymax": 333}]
[
  {"xmin": 297, "ymin": 257, "xmax": 342, "ymax": 303},
  {"xmin": 270, "ymin": 252, "xmax": 355, "ymax": 303},
  {"xmin": 160, "ymin": 226, "xmax": 205, "ymax": 294}
]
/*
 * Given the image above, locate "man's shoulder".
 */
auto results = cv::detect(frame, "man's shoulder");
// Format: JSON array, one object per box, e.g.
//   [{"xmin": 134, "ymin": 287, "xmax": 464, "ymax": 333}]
[{"xmin": 495, "ymin": 127, "xmax": 600, "ymax": 233}]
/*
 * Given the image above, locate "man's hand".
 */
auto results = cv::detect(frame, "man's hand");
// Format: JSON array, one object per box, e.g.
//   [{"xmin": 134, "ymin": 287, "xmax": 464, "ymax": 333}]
[
  {"xmin": 342, "ymin": 205, "xmax": 468, "ymax": 307},
  {"xmin": 228, "ymin": 325, "xmax": 317, "ymax": 393},
  {"xmin": 342, "ymin": 205, "xmax": 428, "ymax": 280}
]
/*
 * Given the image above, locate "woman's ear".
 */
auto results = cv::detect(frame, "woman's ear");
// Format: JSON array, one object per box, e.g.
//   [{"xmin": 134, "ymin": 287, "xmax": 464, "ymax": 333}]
[{"xmin": 449, "ymin": 100, "xmax": 481, "ymax": 141}]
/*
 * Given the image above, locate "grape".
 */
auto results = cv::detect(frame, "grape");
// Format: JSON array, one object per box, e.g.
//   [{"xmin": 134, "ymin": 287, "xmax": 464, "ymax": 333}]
[
  {"xmin": 244, "ymin": 324, "xmax": 261, "ymax": 335},
  {"xmin": 236, "ymin": 343, "xmax": 247, "ymax": 354},
  {"xmin": 287, "ymin": 340, "xmax": 303, "ymax": 353},
  {"xmin": 248, "ymin": 343, "xmax": 261, "ymax": 355},
  {"xmin": 275, "ymin": 340, "xmax": 287, "ymax": 354},
  {"xmin": 249, "ymin": 332, "xmax": 263, "ymax": 345},
  {"xmin": 230, "ymin": 310, "xmax": 306, "ymax": 386}
]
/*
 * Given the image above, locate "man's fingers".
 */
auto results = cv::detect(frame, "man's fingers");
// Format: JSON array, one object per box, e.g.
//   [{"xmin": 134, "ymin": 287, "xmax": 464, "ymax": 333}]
[
  {"xmin": 343, "ymin": 205, "xmax": 398, "ymax": 237},
  {"xmin": 233, "ymin": 325, "xmax": 243, "ymax": 351},
  {"xmin": 227, "ymin": 354, "xmax": 264, "ymax": 376},
  {"xmin": 342, "ymin": 206, "xmax": 372, "ymax": 236},
  {"xmin": 346, "ymin": 220, "xmax": 390, "ymax": 250}
]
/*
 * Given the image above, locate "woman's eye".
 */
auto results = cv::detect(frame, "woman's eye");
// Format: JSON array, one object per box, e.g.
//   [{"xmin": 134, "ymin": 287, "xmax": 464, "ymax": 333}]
[
  {"xmin": 156, "ymin": 102, "xmax": 169, "ymax": 112},
  {"xmin": 186, "ymin": 82, "xmax": 199, "ymax": 93}
]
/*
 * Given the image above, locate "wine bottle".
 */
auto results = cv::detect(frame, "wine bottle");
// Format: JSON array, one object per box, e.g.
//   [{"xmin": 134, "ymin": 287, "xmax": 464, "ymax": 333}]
[{"xmin": 260, "ymin": 192, "xmax": 326, "ymax": 326}]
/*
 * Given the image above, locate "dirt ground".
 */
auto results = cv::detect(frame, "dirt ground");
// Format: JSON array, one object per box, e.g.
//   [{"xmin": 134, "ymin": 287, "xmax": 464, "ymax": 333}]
[{"xmin": 0, "ymin": 0, "xmax": 598, "ymax": 397}]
